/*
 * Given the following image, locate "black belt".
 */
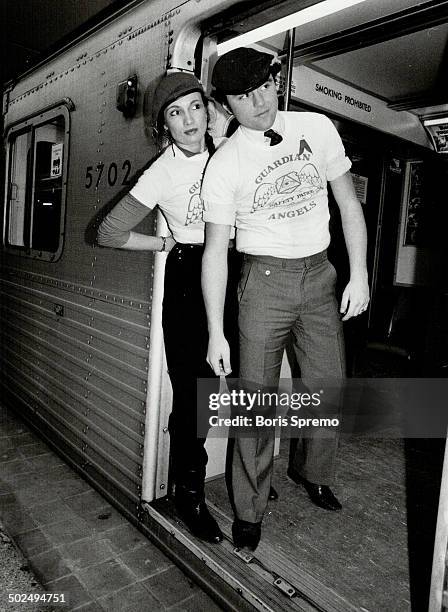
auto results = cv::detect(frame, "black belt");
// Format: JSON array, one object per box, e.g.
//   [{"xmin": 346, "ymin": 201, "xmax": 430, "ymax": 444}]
[
  {"xmin": 244, "ymin": 249, "xmax": 327, "ymax": 269},
  {"xmin": 176, "ymin": 240, "xmax": 236, "ymax": 250}
]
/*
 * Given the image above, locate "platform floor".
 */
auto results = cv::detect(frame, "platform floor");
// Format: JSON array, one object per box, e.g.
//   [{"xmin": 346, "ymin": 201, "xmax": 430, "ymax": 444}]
[
  {"xmin": 0, "ymin": 405, "xmax": 224, "ymax": 612},
  {"xmin": 1, "ymin": 397, "xmax": 444, "ymax": 611},
  {"xmin": 207, "ymin": 435, "xmax": 444, "ymax": 612}
]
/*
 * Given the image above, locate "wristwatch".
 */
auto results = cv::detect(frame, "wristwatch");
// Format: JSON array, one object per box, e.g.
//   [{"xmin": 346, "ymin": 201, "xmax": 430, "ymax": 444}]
[{"xmin": 160, "ymin": 236, "xmax": 167, "ymax": 252}]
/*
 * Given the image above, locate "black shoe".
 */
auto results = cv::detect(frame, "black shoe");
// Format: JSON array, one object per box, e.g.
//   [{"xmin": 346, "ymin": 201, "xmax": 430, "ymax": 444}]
[
  {"xmin": 268, "ymin": 486, "xmax": 278, "ymax": 501},
  {"xmin": 174, "ymin": 467, "xmax": 223, "ymax": 544},
  {"xmin": 287, "ymin": 468, "xmax": 342, "ymax": 511},
  {"xmin": 232, "ymin": 519, "xmax": 261, "ymax": 551},
  {"xmin": 175, "ymin": 495, "xmax": 223, "ymax": 543}
]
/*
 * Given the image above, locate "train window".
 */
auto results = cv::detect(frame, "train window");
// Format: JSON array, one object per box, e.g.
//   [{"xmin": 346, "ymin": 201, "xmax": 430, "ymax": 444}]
[{"xmin": 4, "ymin": 104, "xmax": 70, "ymax": 261}]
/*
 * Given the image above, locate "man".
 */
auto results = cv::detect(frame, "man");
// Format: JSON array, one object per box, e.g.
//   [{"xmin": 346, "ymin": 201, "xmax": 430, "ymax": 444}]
[{"xmin": 201, "ymin": 47, "xmax": 369, "ymax": 551}]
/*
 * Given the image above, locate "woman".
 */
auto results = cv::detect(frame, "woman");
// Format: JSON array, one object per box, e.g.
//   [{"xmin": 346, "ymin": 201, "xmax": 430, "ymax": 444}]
[{"xmin": 97, "ymin": 72, "xmax": 239, "ymax": 544}]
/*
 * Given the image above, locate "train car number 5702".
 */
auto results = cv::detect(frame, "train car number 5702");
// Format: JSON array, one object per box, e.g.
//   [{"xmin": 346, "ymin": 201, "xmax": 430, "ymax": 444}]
[{"xmin": 85, "ymin": 160, "xmax": 132, "ymax": 189}]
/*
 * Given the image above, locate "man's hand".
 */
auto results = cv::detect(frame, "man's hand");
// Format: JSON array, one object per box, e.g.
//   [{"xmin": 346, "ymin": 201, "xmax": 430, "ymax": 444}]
[
  {"xmin": 340, "ymin": 276, "xmax": 370, "ymax": 321},
  {"xmin": 207, "ymin": 332, "xmax": 232, "ymax": 376},
  {"xmin": 202, "ymin": 222, "xmax": 233, "ymax": 375},
  {"xmin": 330, "ymin": 172, "xmax": 369, "ymax": 321}
]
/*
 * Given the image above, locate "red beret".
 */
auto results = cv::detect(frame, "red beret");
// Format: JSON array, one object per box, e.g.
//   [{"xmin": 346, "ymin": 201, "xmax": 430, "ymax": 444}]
[{"xmin": 152, "ymin": 73, "xmax": 203, "ymax": 126}]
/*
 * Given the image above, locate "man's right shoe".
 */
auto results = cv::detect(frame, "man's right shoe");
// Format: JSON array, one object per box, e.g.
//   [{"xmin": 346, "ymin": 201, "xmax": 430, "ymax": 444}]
[
  {"xmin": 287, "ymin": 468, "xmax": 342, "ymax": 511},
  {"xmin": 175, "ymin": 495, "xmax": 223, "ymax": 544},
  {"xmin": 232, "ymin": 519, "xmax": 262, "ymax": 551}
]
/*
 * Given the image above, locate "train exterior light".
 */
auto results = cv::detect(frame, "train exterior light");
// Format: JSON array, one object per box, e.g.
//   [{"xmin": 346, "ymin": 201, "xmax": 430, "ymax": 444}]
[{"xmin": 116, "ymin": 74, "xmax": 138, "ymax": 118}]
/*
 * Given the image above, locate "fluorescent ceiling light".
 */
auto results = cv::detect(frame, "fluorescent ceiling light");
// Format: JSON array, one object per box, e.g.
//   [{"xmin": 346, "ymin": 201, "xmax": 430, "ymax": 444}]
[
  {"xmin": 423, "ymin": 117, "xmax": 448, "ymax": 126},
  {"xmin": 218, "ymin": 0, "xmax": 370, "ymax": 55}
]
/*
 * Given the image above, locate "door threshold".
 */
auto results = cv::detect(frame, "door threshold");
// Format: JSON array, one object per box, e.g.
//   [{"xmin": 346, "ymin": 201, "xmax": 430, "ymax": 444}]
[{"xmin": 143, "ymin": 498, "xmax": 359, "ymax": 612}]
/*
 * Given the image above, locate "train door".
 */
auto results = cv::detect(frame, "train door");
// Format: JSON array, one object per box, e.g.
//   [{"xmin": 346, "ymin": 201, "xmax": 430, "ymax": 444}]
[
  {"xmin": 163, "ymin": 2, "xmax": 448, "ymax": 611},
  {"xmin": 431, "ymin": 443, "xmax": 448, "ymax": 612}
]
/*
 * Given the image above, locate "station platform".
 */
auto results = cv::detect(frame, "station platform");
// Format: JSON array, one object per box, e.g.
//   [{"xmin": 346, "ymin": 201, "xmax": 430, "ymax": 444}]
[{"xmin": 0, "ymin": 404, "xmax": 224, "ymax": 612}]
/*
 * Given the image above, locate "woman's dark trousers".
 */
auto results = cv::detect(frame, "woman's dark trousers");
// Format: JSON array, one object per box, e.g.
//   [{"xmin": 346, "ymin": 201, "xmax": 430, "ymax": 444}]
[{"xmin": 162, "ymin": 243, "xmax": 239, "ymax": 539}]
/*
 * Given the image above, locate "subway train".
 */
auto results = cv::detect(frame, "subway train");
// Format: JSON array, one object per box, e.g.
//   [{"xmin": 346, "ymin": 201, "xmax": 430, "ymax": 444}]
[{"xmin": 2, "ymin": 0, "xmax": 448, "ymax": 610}]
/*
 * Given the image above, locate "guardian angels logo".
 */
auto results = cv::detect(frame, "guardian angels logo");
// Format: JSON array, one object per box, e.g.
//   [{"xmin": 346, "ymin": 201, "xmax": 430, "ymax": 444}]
[
  {"xmin": 251, "ymin": 137, "xmax": 324, "ymax": 213},
  {"xmin": 185, "ymin": 194, "xmax": 203, "ymax": 226},
  {"xmin": 253, "ymin": 163, "xmax": 323, "ymax": 212},
  {"xmin": 185, "ymin": 177, "xmax": 203, "ymax": 226}
]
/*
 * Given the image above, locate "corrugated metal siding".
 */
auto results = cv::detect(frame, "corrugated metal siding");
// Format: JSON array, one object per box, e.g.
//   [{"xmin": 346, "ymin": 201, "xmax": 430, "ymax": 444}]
[
  {"xmin": 0, "ymin": 0, "xmax": 184, "ymax": 521},
  {"xmin": 0, "ymin": 267, "xmax": 151, "ymax": 517}
]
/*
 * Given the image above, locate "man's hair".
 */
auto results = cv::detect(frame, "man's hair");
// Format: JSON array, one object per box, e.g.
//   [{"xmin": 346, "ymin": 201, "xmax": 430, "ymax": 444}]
[{"xmin": 212, "ymin": 66, "xmax": 280, "ymax": 108}]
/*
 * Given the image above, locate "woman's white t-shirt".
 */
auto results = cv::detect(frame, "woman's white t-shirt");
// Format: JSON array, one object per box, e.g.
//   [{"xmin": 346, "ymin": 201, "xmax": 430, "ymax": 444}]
[{"xmin": 130, "ymin": 141, "xmax": 220, "ymax": 244}]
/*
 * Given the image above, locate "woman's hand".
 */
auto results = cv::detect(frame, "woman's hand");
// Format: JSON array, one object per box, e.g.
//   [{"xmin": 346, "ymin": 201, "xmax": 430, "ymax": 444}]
[{"xmin": 164, "ymin": 236, "xmax": 177, "ymax": 252}]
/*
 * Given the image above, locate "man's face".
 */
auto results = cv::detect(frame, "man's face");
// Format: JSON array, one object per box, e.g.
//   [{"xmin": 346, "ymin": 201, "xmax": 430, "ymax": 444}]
[{"xmin": 226, "ymin": 75, "xmax": 278, "ymax": 131}]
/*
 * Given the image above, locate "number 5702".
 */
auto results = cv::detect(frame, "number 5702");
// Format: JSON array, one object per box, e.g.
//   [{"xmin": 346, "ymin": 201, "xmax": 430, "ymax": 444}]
[{"xmin": 85, "ymin": 160, "xmax": 131, "ymax": 188}]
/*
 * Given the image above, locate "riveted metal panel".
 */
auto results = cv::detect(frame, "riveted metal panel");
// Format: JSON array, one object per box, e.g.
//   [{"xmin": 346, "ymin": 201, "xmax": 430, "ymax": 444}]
[
  {"xmin": 2, "ymin": 294, "xmax": 148, "ymax": 371},
  {"xmin": 1, "ymin": 0, "xmax": 184, "ymax": 303},
  {"xmin": 0, "ymin": 0, "xmax": 183, "ymax": 521},
  {"xmin": 0, "ymin": 268, "xmax": 148, "ymax": 504},
  {"xmin": 1, "ymin": 0, "xmax": 221, "ymax": 528},
  {"xmin": 1, "ymin": 272, "xmax": 151, "ymax": 353},
  {"xmin": 2, "ymin": 331, "xmax": 146, "ymax": 446}
]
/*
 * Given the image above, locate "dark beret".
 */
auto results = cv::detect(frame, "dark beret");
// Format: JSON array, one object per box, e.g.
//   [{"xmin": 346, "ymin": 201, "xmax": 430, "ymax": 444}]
[
  {"xmin": 212, "ymin": 47, "xmax": 279, "ymax": 95},
  {"xmin": 152, "ymin": 72, "xmax": 203, "ymax": 126}
]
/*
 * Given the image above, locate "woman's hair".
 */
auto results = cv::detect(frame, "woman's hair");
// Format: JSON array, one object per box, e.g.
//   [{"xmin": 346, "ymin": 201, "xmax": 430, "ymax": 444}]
[
  {"xmin": 204, "ymin": 130, "xmax": 216, "ymax": 156},
  {"xmin": 157, "ymin": 90, "xmax": 215, "ymax": 156}
]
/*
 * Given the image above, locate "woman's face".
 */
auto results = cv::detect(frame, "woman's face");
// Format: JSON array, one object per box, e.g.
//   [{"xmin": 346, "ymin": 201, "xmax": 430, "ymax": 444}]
[{"xmin": 164, "ymin": 91, "xmax": 207, "ymax": 153}]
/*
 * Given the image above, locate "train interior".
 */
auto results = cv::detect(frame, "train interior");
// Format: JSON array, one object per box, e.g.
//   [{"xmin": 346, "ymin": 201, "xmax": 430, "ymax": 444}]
[
  {"xmin": 150, "ymin": 2, "xmax": 448, "ymax": 610},
  {"xmin": 1, "ymin": 1, "xmax": 448, "ymax": 611}
]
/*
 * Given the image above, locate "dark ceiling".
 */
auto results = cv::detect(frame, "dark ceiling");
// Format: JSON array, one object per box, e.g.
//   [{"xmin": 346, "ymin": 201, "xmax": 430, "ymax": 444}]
[
  {"xmin": 0, "ymin": 0, "xmax": 129, "ymax": 86},
  {"xmin": 2, "ymin": 0, "xmax": 447, "ymax": 117}
]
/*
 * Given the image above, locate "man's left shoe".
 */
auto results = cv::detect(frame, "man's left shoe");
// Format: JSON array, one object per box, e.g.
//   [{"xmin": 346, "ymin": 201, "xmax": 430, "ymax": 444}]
[
  {"xmin": 287, "ymin": 468, "xmax": 342, "ymax": 511},
  {"xmin": 268, "ymin": 486, "xmax": 278, "ymax": 501}
]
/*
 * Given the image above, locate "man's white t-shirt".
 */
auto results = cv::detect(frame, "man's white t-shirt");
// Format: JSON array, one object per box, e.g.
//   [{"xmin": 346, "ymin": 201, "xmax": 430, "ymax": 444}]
[{"xmin": 202, "ymin": 111, "xmax": 351, "ymax": 258}]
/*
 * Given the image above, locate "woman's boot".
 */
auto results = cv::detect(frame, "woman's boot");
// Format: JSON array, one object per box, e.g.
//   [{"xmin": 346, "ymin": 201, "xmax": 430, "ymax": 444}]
[{"xmin": 174, "ymin": 468, "xmax": 223, "ymax": 543}]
